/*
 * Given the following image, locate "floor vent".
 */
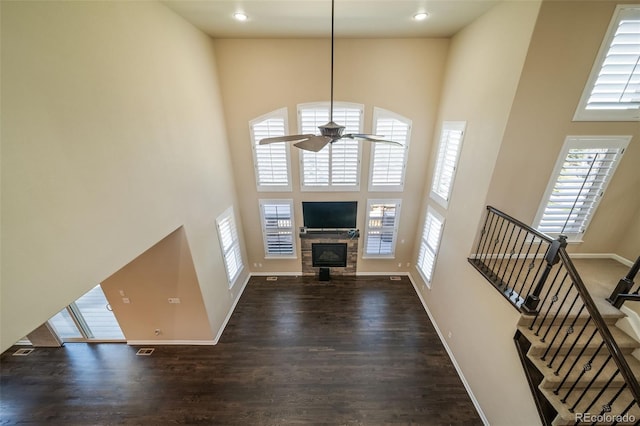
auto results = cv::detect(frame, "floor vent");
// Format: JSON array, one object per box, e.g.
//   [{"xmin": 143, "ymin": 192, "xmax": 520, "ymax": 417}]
[
  {"xmin": 390, "ymin": 276, "xmax": 402, "ymax": 281},
  {"xmin": 266, "ymin": 276, "xmax": 278, "ymax": 281},
  {"xmin": 13, "ymin": 348, "xmax": 34, "ymax": 356},
  {"xmin": 136, "ymin": 348, "xmax": 155, "ymax": 356}
]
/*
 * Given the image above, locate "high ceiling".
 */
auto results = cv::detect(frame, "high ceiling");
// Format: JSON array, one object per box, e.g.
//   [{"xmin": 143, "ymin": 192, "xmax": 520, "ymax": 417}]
[{"xmin": 162, "ymin": 0, "xmax": 501, "ymax": 38}]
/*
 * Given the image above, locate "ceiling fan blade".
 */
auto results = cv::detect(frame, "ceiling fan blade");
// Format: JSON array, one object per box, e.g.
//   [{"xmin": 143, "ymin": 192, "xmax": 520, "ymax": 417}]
[
  {"xmin": 259, "ymin": 134, "xmax": 315, "ymax": 145},
  {"xmin": 294, "ymin": 136, "xmax": 331, "ymax": 152},
  {"xmin": 344, "ymin": 134, "xmax": 404, "ymax": 146}
]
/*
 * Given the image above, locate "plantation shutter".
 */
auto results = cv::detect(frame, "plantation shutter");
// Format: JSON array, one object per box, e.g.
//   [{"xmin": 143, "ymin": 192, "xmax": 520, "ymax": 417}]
[
  {"xmin": 574, "ymin": 6, "xmax": 640, "ymax": 121},
  {"xmin": 250, "ymin": 109, "xmax": 291, "ymax": 191},
  {"xmin": 370, "ymin": 111, "xmax": 410, "ymax": 190},
  {"xmin": 431, "ymin": 122, "xmax": 466, "ymax": 207},
  {"xmin": 585, "ymin": 7, "xmax": 640, "ymax": 111},
  {"xmin": 299, "ymin": 103, "xmax": 362, "ymax": 188},
  {"xmin": 537, "ymin": 138, "xmax": 628, "ymax": 237},
  {"xmin": 260, "ymin": 201, "xmax": 295, "ymax": 256},
  {"xmin": 417, "ymin": 208, "xmax": 444, "ymax": 283},
  {"xmin": 300, "ymin": 107, "xmax": 330, "ymax": 186},
  {"xmin": 330, "ymin": 107, "xmax": 361, "ymax": 186},
  {"xmin": 216, "ymin": 209, "xmax": 243, "ymax": 284},
  {"xmin": 365, "ymin": 200, "xmax": 401, "ymax": 256}
]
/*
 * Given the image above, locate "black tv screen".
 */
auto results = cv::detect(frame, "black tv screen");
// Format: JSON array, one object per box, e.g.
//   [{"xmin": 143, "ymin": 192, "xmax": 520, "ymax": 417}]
[{"xmin": 302, "ymin": 201, "xmax": 357, "ymax": 229}]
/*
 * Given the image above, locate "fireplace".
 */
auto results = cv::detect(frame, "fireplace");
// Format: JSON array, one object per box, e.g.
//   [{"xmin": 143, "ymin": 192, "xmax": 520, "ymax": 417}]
[
  {"xmin": 300, "ymin": 230, "xmax": 358, "ymax": 276},
  {"xmin": 312, "ymin": 243, "xmax": 347, "ymax": 267}
]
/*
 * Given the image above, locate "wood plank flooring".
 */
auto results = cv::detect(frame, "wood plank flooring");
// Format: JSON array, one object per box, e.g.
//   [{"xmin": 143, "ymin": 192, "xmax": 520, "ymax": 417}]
[{"xmin": 0, "ymin": 275, "xmax": 482, "ymax": 425}]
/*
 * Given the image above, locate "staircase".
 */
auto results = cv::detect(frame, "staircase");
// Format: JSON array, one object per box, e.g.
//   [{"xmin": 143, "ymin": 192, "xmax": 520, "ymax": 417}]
[{"xmin": 469, "ymin": 206, "xmax": 640, "ymax": 426}]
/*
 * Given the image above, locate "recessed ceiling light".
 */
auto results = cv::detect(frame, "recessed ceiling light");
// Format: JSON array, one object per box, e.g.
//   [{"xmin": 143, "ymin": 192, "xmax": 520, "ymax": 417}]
[
  {"xmin": 413, "ymin": 12, "xmax": 429, "ymax": 21},
  {"xmin": 233, "ymin": 12, "xmax": 248, "ymax": 22}
]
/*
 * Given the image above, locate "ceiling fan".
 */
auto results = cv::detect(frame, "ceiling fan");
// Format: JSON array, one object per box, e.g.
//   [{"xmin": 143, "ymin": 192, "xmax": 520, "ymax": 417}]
[{"xmin": 258, "ymin": 0, "xmax": 401, "ymax": 153}]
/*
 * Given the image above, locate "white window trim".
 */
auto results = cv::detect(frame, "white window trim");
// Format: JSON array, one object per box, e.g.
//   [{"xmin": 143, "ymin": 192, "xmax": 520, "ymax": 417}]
[
  {"xmin": 298, "ymin": 101, "xmax": 363, "ymax": 192},
  {"xmin": 363, "ymin": 199, "xmax": 402, "ymax": 259},
  {"xmin": 416, "ymin": 206, "xmax": 445, "ymax": 288},
  {"xmin": 430, "ymin": 121, "xmax": 467, "ymax": 209},
  {"xmin": 573, "ymin": 5, "xmax": 640, "ymax": 122},
  {"xmin": 368, "ymin": 107, "xmax": 412, "ymax": 192},
  {"xmin": 533, "ymin": 135, "xmax": 631, "ymax": 242},
  {"xmin": 249, "ymin": 108, "xmax": 292, "ymax": 192},
  {"xmin": 216, "ymin": 207, "xmax": 244, "ymax": 288},
  {"xmin": 259, "ymin": 199, "xmax": 297, "ymax": 259}
]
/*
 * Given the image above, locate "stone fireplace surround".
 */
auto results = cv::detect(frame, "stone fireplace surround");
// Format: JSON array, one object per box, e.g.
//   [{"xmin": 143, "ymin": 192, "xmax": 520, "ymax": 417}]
[{"xmin": 300, "ymin": 230, "xmax": 359, "ymax": 277}]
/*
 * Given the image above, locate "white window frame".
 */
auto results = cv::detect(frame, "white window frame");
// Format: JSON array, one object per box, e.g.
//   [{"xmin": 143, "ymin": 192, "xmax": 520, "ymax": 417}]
[
  {"xmin": 249, "ymin": 108, "xmax": 292, "ymax": 192},
  {"xmin": 430, "ymin": 121, "xmax": 467, "ymax": 209},
  {"xmin": 363, "ymin": 199, "xmax": 402, "ymax": 258},
  {"xmin": 259, "ymin": 199, "xmax": 297, "ymax": 259},
  {"xmin": 298, "ymin": 102, "xmax": 363, "ymax": 192},
  {"xmin": 416, "ymin": 206, "xmax": 445, "ymax": 287},
  {"xmin": 216, "ymin": 207, "xmax": 244, "ymax": 288},
  {"xmin": 573, "ymin": 5, "xmax": 640, "ymax": 122},
  {"xmin": 533, "ymin": 135, "xmax": 630, "ymax": 242},
  {"xmin": 368, "ymin": 108, "xmax": 412, "ymax": 192}
]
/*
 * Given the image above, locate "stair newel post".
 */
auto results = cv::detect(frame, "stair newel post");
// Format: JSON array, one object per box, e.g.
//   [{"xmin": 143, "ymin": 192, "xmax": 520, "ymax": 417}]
[
  {"xmin": 607, "ymin": 255, "xmax": 640, "ymax": 308},
  {"xmin": 522, "ymin": 235, "xmax": 568, "ymax": 314}
]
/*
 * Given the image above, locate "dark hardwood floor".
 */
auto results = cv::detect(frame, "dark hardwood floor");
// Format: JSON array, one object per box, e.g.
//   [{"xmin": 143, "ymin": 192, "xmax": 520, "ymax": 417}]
[{"xmin": 1, "ymin": 276, "xmax": 482, "ymax": 425}]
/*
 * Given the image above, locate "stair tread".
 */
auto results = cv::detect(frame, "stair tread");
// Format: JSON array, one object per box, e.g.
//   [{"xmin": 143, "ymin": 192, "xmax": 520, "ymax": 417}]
[
  {"xmin": 518, "ymin": 323, "xmax": 639, "ymax": 357},
  {"xmin": 531, "ymin": 351, "xmax": 640, "ymax": 389},
  {"xmin": 540, "ymin": 385, "xmax": 640, "ymax": 425}
]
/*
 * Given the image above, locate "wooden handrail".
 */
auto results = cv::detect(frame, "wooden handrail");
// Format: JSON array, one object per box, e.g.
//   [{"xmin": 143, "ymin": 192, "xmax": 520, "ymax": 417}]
[{"xmin": 486, "ymin": 206, "xmax": 554, "ymax": 244}]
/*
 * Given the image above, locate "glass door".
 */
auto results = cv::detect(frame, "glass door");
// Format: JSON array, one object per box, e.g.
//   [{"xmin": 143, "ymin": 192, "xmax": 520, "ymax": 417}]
[{"xmin": 49, "ymin": 284, "xmax": 125, "ymax": 342}]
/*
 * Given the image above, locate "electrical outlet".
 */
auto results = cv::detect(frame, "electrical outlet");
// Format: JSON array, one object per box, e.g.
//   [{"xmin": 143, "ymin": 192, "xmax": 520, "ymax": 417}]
[
  {"xmin": 448, "ymin": 331, "xmax": 452, "ymax": 339},
  {"xmin": 122, "ymin": 298, "xmax": 130, "ymax": 304},
  {"xmin": 168, "ymin": 298, "xmax": 181, "ymax": 304},
  {"xmin": 397, "ymin": 263, "xmax": 402, "ymax": 267},
  {"xmin": 119, "ymin": 290, "xmax": 125, "ymax": 296}
]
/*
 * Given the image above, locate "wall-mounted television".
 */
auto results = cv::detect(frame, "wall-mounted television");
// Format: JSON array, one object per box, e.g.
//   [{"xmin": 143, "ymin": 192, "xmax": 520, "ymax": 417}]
[{"xmin": 302, "ymin": 201, "xmax": 357, "ymax": 230}]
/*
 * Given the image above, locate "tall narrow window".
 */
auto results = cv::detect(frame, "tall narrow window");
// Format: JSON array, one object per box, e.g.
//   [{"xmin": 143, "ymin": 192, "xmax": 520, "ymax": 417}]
[
  {"xmin": 364, "ymin": 200, "xmax": 402, "ymax": 257},
  {"xmin": 369, "ymin": 108, "xmax": 411, "ymax": 192},
  {"xmin": 574, "ymin": 6, "xmax": 640, "ymax": 121},
  {"xmin": 259, "ymin": 200, "xmax": 296, "ymax": 257},
  {"xmin": 250, "ymin": 108, "xmax": 292, "ymax": 191},
  {"xmin": 430, "ymin": 121, "xmax": 466, "ymax": 208},
  {"xmin": 299, "ymin": 102, "xmax": 362, "ymax": 190},
  {"xmin": 216, "ymin": 207, "xmax": 244, "ymax": 286},
  {"xmin": 534, "ymin": 135, "xmax": 630, "ymax": 240},
  {"xmin": 416, "ymin": 207, "xmax": 445, "ymax": 286}
]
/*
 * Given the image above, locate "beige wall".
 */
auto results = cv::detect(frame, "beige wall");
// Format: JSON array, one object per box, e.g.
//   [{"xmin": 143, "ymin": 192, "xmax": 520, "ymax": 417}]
[
  {"xmin": 101, "ymin": 227, "xmax": 213, "ymax": 342},
  {"xmin": 411, "ymin": 2, "xmax": 542, "ymax": 425},
  {"xmin": 0, "ymin": 1, "xmax": 247, "ymax": 352},
  {"xmin": 486, "ymin": 0, "xmax": 640, "ymax": 255},
  {"xmin": 618, "ymin": 205, "xmax": 640, "ymax": 262},
  {"xmin": 213, "ymin": 38, "xmax": 449, "ymax": 274}
]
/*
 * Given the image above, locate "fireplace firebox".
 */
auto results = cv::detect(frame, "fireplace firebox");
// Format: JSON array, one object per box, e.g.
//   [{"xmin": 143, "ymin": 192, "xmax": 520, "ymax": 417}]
[{"xmin": 312, "ymin": 243, "xmax": 347, "ymax": 268}]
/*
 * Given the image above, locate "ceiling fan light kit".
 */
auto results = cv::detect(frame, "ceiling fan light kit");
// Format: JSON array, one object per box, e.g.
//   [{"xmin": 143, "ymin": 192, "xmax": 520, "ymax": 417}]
[{"xmin": 258, "ymin": 0, "xmax": 401, "ymax": 153}]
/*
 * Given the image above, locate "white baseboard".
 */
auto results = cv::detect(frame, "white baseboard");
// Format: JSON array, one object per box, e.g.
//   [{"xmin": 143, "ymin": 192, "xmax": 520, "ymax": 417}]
[
  {"xmin": 213, "ymin": 273, "xmax": 252, "ymax": 344},
  {"xmin": 406, "ymin": 274, "xmax": 489, "ymax": 426},
  {"xmin": 355, "ymin": 271, "xmax": 410, "ymax": 276},
  {"xmin": 569, "ymin": 253, "xmax": 633, "ymax": 267},
  {"xmin": 250, "ymin": 271, "xmax": 302, "ymax": 276},
  {"xmin": 127, "ymin": 340, "xmax": 215, "ymax": 346}
]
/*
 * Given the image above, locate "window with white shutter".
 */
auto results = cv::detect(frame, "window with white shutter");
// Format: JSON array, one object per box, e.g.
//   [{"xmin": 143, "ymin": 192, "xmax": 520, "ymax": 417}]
[
  {"xmin": 259, "ymin": 200, "xmax": 296, "ymax": 258},
  {"xmin": 250, "ymin": 108, "xmax": 292, "ymax": 191},
  {"xmin": 533, "ymin": 135, "xmax": 630, "ymax": 241},
  {"xmin": 574, "ymin": 6, "xmax": 640, "ymax": 121},
  {"xmin": 369, "ymin": 108, "xmax": 411, "ymax": 192},
  {"xmin": 430, "ymin": 121, "xmax": 466, "ymax": 208},
  {"xmin": 298, "ymin": 102, "xmax": 362, "ymax": 191},
  {"xmin": 416, "ymin": 206, "xmax": 445, "ymax": 286},
  {"xmin": 216, "ymin": 207, "xmax": 244, "ymax": 287},
  {"xmin": 364, "ymin": 200, "xmax": 402, "ymax": 257}
]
